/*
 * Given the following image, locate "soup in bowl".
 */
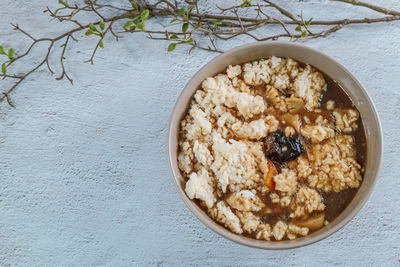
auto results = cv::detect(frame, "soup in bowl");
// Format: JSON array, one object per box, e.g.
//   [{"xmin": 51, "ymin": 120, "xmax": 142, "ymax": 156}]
[{"xmin": 167, "ymin": 41, "xmax": 382, "ymax": 249}]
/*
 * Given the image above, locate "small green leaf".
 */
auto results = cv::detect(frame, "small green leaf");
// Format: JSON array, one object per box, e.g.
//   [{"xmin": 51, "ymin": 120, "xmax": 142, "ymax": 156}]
[
  {"xmin": 133, "ymin": 18, "xmax": 140, "ymax": 25},
  {"xmin": 185, "ymin": 38, "xmax": 193, "ymax": 44},
  {"xmin": 130, "ymin": 1, "xmax": 138, "ymax": 11},
  {"xmin": 54, "ymin": 7, "xmax": 65, "ymax": 15},
  {"xmin": 137, "ymin": 23, "xmax": 145, "ymax": 32},
  {"xmin": 186, "ymin": 5, "xmax": 194, "ymax": 16},
  {"xmin": 124, "ymin": 21, "xmax": 135, "ymax": 29},
  {"xmin": 168, "ymin": 43, "xmax": 177, "ymax": 52},
  {"xmin": 182, "ymin": 23, "xmax": 189, "ymax": 33},
  {"xmin": 0, "ymin": 46, "xmax": 5, "ymax": 55},
  {"xmin": 170, "ymin": 18, "xmax": 179, "ymax": 23},
  {"xmin": 89, "ymin": 23, "xmax": 97, "ymax": 32},
  {"xmin": 8, "ymin": 48, "xmax": 14, "ymax": 59},
  {"xmin": 240, "ymin": 0, "xmax": 251, "ymax": 8},
  {"xmin": 170, "ymin": 35, "xmax": 179, "ymax": 39},
  {"xmin": 214, "ymin": 19, "xmax": 223, "ymax": 26},
  {"xmin": 85, "ymin": 29, "xmax": 93, "ymax": 36},
  {"xmin": 178, "ymin": 8, "xmax": 185, "ymax": 16},
  {"xmin": 306, "ymin": 18, "xmax": 313, "ymax": 29},
  {"xmin": 99, "ymin": 39, "xmax": 104, "ymax": 49},
  {"xmin": 141, "ymin": 9, "xmax": 149, "ymax": 20},
  {"xmin": 1, "ymin": 63, "xmax": 6, "ymax": 75},
  {"xmin": 301, "ymin": 31, "xmax": 307, "ymax": 37},
  {"xmin": 295, "ymin": 25, "xmax": 302, "ymax": 32},
  {"xmin": 58, "ymin": 0, "xmax": 69, "ymax": 8},
  {"xmin": 99, "ymin": 21, "xmax": 105, "ymax": 31}
]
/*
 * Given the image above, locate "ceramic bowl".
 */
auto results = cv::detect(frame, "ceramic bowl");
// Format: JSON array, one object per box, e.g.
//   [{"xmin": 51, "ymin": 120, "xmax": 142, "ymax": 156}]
[{"xmin": 167, "ymin": 41, "xmax": 383, "ymax": 249}]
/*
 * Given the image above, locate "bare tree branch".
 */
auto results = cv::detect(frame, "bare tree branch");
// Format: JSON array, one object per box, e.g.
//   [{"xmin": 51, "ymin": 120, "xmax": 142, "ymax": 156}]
[{"xmin": 1, "ymin": 0, "xmax": 400, "ymax": 108}]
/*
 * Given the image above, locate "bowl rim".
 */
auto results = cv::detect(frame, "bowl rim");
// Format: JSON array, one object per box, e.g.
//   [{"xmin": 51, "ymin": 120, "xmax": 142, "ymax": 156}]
[{"xmin": 166, "ymin": 41, "xmax": 383, "ymax": 249}]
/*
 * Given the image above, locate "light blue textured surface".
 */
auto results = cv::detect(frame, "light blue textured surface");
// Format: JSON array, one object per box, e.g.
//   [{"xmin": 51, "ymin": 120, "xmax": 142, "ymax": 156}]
[{"xmin": 0, "ymin": 1, "xmax": 399, "ymax": 266}]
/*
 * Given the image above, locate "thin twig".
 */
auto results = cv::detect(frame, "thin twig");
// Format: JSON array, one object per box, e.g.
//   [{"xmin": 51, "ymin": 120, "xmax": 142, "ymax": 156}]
[
  {"xmin": 0, "ymin": 74, "xmax": 24, "ymax": 79},
  {"xmin": 85, "ymin": 21, "xmax": 114, "ymax": 64},
  {"xmin": 87, "ymin": 0, "xmax": 106, "ymax": 20},
  {"xmin": 263, "ymin": 0, "xmax": 298, "ymax": 21},
  {"xmin": 56, "ymin": 34, "xmax": 73, "ymax": 84},
  {"xmin": 333, "ymin": 0, "xmax": 400, "ymax": 16}
]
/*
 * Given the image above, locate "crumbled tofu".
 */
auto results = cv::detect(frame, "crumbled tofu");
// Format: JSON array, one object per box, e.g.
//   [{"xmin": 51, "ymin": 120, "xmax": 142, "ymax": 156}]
[
  {"xmin": 229, "ymin": 115, "xmax": 278, "ymax": 140},
  {"xmin": 185, "ymin": 168, "xmax": 216, "ymax": 209},
  {"xmin": 231, "ymin": 119, "xmax": 268, "ymax": 140},
  {"xmin": 296, "ymin": 155, "xmax": 312, "ymax": 178},
  {"xmin": 237, "ymin": 211, "xmax": 260, "ymax": 233},
  {"xmin": 189, "ymin": 104, "xmax": 212, "ymax": 134},
  {"xmin": 243, "ymin": 59, "xmax": 272, "ymax": 85},
  {"xmin": 326, "ymin": 100, "xmax": 335, "ymax": 110},
  {"xmin": 271, "ymin": 73, "xmax": 290, "ymax": 90},
  {"xmin": 178, "ymin": 141, "xmax": 194, "ymax": 174},
  {"xmin": 227, "ymin": 65, "xmax": 242, "ymax": 79},
  {"xmin": 256, "ymin": 223, "xmax": 272, "ymax": 240},
  {"xmin": 307, "ymin": 137, "xmax": 362, "ymax": 192},
  {"xmin": 211, "ymin": 201, "xmax": 243, "ymax": 234},
  {"xmin": 287, "ymin": 224, "xmax": 309, "ymax": 239},
  {"xmin": 273, "ymin": 221, "xmax": 288, "ymax": 241},
  {"xmin": 292, "ymin": 65, "xmax": 326, "ymax": 111},
  {"xmin": 226, "ymin": 190, "xmax": 265, "ymax": 211},
  {"xmin": 301, "ymin": 125, "xmax": 335, "ymax": 143},
  {"xmin": 210, "ymin": 133, "xmax": 263, "ymax": 193},
  {"xmin": 333, "ymin": 108, "xmax": 359, "ymax": 133},
  {"xmin": 273, "ymin": 168, "xmax": 298, "ymax": 195},
  {"xmin": 234, "ymin": 92, "xmax": 265, "ymax": 119},
  {"xmin": 193, "ymin": 140, "xmax": 213, "ymax": 166},
  {"xmin": 291, "ymin": 186, "xmax": 325, "ymax": 218}
]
